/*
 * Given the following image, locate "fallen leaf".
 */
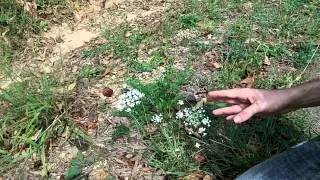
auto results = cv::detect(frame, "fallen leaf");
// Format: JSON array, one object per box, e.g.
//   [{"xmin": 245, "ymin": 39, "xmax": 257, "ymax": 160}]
[
  {"xmin": 100, "ymin": 0, "xmax": 107, "ymax": 8},
  {"xmin": 129, "ymin": 143, "xmax": 147, "ymax": 150},
  {"xmin": 263, "ymin": 55, "xmax": 271, "ymax": 66},
  {"xmin": 211, "ymin": 37, "xmax": 223, "ymax": 45},
  {"xmin": 67, "ymin": 82, "xmax": 77, "ymax": 91},
  {"xmin": 98, "ymin": 61, "xmax": 115, "ymax": 79},
  {"xmin": 110, "ymin": 116, "xmax": 129, "ymax": 126},
  {"xmin": 24, "ymin": 1, "xmax": 37, "ymax": 17},
  {"xmin": 125, "ymin": 31, "xmax": 132, "ymax": 37},
  {"xmin": 31, "ymin": 129, "xmax": 42, "ymax": 141},
  {"xmin": 179, "ymin": 172, "xmax": 204, "ymax": 180},
  {"xmin": 88, "ymin": 169, "xmax": 112, "ymax": 180},
  {"xmin": 144, "ymin": 124, "xmax": 158, "ymax": 134},
  {"xmin": 240, "ymin": 73, "xmax": 255, "ymax": 88},
  {"xmin": 203, "ymin": 175, "xmax": 216, "ymax": 180},
  {"xmin": 72, "ymin": 118, "xmax": 98, "ymax": 131},
  {"xmin": 204, "ymin": 51, "xmax": 223, "ymax": 71},
  {"xmin": 195, "ymin": 98, "xmax": 207, "ymax": 108}
]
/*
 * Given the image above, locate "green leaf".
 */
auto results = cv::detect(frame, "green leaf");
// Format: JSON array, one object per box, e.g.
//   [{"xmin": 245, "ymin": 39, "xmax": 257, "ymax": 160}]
[{"xmin": 66, "ymin": 166, "xmax": 82, "ymax": 180}]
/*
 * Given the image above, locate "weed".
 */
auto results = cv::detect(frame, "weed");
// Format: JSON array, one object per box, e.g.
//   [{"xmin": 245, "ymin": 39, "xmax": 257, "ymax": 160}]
[
  {"xmin": 114, "ymin": 67, "xmax": 196, "ymax": 176},
  {"xmin": 66, "ymin": 152, "xmax": 96, "ymax": 180},
  {"xmin": 0, "ymin": 76, "xmax": 63, "ymax": 170},
  {"xmin": 112, "ymin": 124, "xmax": 130, "ymax": 139},
  {"xmin": 79, "ymin": 65, "xmax": 101, "ymax": 79},
  {"xmin": 39, "ymin": 21, "xmax": 49, "ymax": 31},
  {"xmin": 0, "ymin": 0, "xmax": 39, "ymax": 49},
  {"xmin": 180, "ymin": 14, "xmax": 199, "ymax": 28}
]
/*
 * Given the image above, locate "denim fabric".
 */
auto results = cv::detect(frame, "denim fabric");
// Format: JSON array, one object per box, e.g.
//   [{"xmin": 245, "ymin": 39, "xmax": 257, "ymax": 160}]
[{"xmin": 236, "ymin": 139, "xmax": 320, "ymax": 180}]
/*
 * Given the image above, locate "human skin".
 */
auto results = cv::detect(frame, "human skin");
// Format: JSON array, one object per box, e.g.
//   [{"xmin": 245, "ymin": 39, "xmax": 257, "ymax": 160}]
[{"xmin": 208, "ymin": 79, "xmax": 320, "ymax": 123}]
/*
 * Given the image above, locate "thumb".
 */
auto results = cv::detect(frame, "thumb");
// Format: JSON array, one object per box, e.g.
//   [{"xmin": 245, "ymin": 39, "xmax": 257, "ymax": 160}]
[{"xmin": 233, "ymin": 103, "xmax": 261, "ymax": 123}]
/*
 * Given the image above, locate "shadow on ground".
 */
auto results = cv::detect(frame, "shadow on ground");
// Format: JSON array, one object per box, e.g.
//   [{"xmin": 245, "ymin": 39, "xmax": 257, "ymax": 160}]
[{"xmin": 202, "ymin": 114, "xmax": 308, "ymax": 179}]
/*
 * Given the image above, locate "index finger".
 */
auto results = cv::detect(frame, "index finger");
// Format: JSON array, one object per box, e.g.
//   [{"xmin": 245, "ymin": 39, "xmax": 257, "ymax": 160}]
[{"xmin": 208, "ymin": 88, "xmax": 249, "ymax": 101}]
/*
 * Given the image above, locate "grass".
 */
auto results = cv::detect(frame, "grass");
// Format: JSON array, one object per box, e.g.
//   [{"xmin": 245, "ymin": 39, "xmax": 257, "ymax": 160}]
[
  {"xmin": 0, "ymin": 0, "xmax": 320, "ymax": 179},
  {"xmin": 0, "ymin": 0, "xmax": 87, "ymax": 174},
  {"xmin": 0, "ymin": 76, "xmax": 62, "ymax": 172},
  {"xmin": 103, "ymin": 0, "xmax": 320, "ymax": 178}
]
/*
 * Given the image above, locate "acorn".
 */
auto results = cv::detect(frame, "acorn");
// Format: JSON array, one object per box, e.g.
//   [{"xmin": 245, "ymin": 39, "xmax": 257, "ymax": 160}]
[{"xmin": 103, "ymin": 87, "xmax": 113, "ymax": 97}]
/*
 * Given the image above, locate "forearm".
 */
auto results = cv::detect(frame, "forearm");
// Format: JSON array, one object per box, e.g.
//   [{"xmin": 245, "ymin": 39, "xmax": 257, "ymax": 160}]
[{"xmin": 286, "ymin": 79, "xmax": 320, "ymax": 109}]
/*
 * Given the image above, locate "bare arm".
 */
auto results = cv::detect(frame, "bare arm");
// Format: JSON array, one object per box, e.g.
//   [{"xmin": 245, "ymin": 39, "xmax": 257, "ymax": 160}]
[
  {"xmin": 287, "ymin": 79, "xmax": 320, "ymax": 109},
  {"xmin": 208, "ymin": 79, "xmax": 320, "ymax": 123}
]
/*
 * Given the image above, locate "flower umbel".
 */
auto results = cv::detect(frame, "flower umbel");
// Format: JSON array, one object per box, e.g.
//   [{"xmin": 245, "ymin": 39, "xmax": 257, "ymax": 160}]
[
  {"xmin": 178, "ymin": 100, "xmax": 184, "ymax": 105},
  {"xmin": 151, "ymin": 114, "xmax": 163, "ymax": 124},
  {"xmin": 176, "ymin": 107, "xmax": 211, "ymax": 136},
  {"xmin": 116, "ymin": 88, "xmax": 145, "ymax": 112}
]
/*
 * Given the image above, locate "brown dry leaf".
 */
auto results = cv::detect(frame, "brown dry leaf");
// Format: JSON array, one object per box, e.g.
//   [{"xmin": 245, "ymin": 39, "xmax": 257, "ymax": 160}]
[
  {"xmin": 264, "ymin": 55, "xmax": 271, "ymax": 66},
  {"xmin": 144, "ymin": 124, "xmax": 158, "ymax": 134},
  {"xmin": 110, "ymin": 116, "xmax": 129, "ymax": 126},
  {"xmin": 211, "ymin": 37, "xmax": 223, "ymax": 45},
  {"xmin": 98, "ymin": 61, "xmax": 115, "ymax": 79},
  {"xmin": 203, "ymin": 175, "xmax": 216, "ymax": 180},
  {"xmin": 72, "ymin": 118, "xmax": 98, "ymax": 131},
  {"xmin": 88, "ymin": 169, "xmax": 112, "ymax": 180},
  {"xmin": 67, "ymin": 82, "xmax": 77, "ymax": 91},
  {"xmin": 204, "ymin": 51, "xmax": 223, "ymax": 71},
  {"xmin": 179, "ymin": 172, "xmax": 204, "ymax": 180},
  {"xmin": 129, "ymin": 143, "xmax": 147, "ymax": 150},
  {"xmin": 240, "ymin": 73, "xmax": 255, "ymax": 88},
  {"xmin": 24, "ymin": 1, "xmax": 37, "ymax": 17}
]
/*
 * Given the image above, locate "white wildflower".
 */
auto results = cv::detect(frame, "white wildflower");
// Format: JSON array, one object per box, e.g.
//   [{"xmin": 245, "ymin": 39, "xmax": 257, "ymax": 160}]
[
  {"xmin": 151, "ymin": 114, "xmax": 163, "ymax": 124},
  {"xmin": 178, "ymin": 100, "xmax": 184, "ymax": 105},
  {"xmin": 177, "ymin": 107, "xmax": 211, "ymax": 136},
  {"xmin": 195, "ymin": 142, "xmax": 200, "ymax": 148},
  {"xmin": 116, "ymin": 88, "xmax": 145, "ymax": 112},
  {"xmin": 198, "ymin": 127, "xmax": 206, "ymax": 134},
  {"xmin": 202, "ymin": 133, "xmax": 207, "ymax": 137},
  {"xmin": 201, "ymin": 117, "xmax": 211, "ymax": 126},
  {"xmin": 176, "ymin": 111, "xmax": 184, "ymax": 119}
]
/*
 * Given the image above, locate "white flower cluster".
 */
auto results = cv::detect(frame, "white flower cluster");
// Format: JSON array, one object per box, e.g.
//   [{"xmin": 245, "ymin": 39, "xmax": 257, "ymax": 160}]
[
  {"xmin": 176, "ymin": 107, "xmax": 211, "ymax": 136},
  {"xmin": 116, "ymin": 89, "xmax": 145, "ymax": 112},
  {"xmin": 151, "ymin": 114, "xmax": 163, "ymax": 124}
]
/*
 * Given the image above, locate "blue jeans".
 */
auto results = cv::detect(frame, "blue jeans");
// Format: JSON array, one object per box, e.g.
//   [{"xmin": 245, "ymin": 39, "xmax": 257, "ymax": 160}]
[{"xmin": 236, "ymin": 138, "xmax": 320, "ymax": 180}]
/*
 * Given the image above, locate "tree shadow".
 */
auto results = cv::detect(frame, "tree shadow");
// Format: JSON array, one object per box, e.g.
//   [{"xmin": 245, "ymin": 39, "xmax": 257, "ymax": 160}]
[{"xmin": 202, "ymin": 113, "xmax": 308, "ymax": 179}]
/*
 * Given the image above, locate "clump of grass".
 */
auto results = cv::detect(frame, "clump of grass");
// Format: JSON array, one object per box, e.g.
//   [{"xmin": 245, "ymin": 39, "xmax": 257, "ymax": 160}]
[
  {"xmin": 112, "ymin": 124, "xmax": 130, "ymax": 140},
  {"xmin": 0, "ymin": 0, "xmax": 39, "ymax": 49},
  {"xmin": 0, "ymin": 76, "xmax": 66, "ymax": 172}
]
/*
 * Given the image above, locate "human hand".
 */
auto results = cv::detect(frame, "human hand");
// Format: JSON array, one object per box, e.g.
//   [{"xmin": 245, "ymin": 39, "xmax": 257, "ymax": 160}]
[{"xmin": 208, "ymin": 88, "xmax": 295, "ymax": 123}]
